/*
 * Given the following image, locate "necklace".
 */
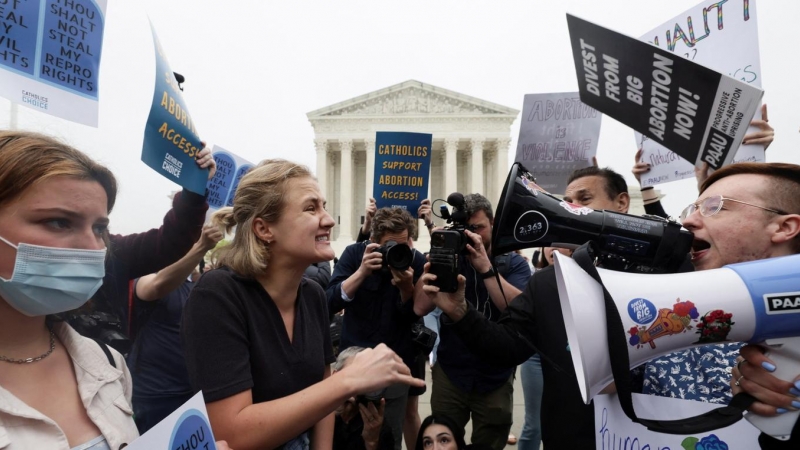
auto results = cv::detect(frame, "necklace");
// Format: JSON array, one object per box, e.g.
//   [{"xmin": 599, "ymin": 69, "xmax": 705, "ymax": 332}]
[{"xmin": 0, "ymin": 330, "xmax": 56, "ymax": 364}]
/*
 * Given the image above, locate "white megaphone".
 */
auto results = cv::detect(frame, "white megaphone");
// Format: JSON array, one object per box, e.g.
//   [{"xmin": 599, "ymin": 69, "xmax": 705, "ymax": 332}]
[{"xmin": 555, "ymin": 252, "xmax": 800, "ymax": 440}]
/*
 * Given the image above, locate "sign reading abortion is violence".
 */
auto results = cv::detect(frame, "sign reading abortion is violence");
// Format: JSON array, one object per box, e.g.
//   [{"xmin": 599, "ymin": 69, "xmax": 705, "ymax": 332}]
[
  {"xmin": 0, "ymin": 0, "xmax": 107, "ymax": 126},
  {"xmin": 514, "ymin": 92, "xmax": 601, "ymax": 194},
  {"xmin": 373, "ymin": 132, "xmax": 432, "ymax": 217},
  {"xmin": 567, "ymin": 14, "xmax": 763, "ymax": 170},
  {"xmin": 141, "ymin": 23, "xmax": 208, "ymax": 195}
]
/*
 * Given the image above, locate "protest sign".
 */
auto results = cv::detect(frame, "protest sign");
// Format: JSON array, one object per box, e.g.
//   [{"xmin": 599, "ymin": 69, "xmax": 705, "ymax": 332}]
[
  {"xmin": 126, "ymin": 391, "xmax": 218, "ymax": 450},
  {"xmin": 567, "ymin": 14, "xmax": 763, "ymax": 172},
  {"xmin": 514, "ymin": 92, "xmax": 601, "ymax": 194},
  {"xmin": 206, "ymin": 145, "xmax": 254, "ymax": 216},
  {"xmin": 594, "ymin": 393, "xmax": 759, "ymax": 450},
  {"xmin": 141, "ymin": 23, "xmax": 208, "ymax": 195},
  {"xmin": 637, "ymin": 0, "xmax": 765, "ymax": 187},
  {"xmin": 0, "ymin": 0, "xmax": 107, "ymax": 126},
  {"xmin": 373, "ymin": 132, "xmax": 432, "ymax": 217}
]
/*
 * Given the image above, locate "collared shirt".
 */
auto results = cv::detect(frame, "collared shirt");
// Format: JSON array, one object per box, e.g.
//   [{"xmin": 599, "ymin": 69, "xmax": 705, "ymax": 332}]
[{"xmin": 0, "ymin": 322, "xmax": 138, "ymax": 450}]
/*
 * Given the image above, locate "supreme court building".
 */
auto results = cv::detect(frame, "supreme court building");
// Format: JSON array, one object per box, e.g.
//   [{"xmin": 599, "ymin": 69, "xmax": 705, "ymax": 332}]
[{"xmin": 307, "ymin": 80, "xmax": 519, "ymax": 253}]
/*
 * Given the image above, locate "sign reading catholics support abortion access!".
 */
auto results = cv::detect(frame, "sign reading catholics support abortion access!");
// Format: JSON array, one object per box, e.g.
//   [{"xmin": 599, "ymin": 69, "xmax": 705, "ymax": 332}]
[
  {"xmin": 207, "ymin": 145, "xmax": 254, "ymax": 210},
  {"xmin": 637, "ymin": 0, "xmax": 766, "ymax": 187},
  {"xmin": 514, "ymin": 92, "xmax": 602, "ymax": 194},
  {"xmin": 373, "ymin": 132, "xmax": 432, "ymax": 217},
  {"xmin": 0, "ymin": 0, "xmax": 107, "ymax": 126},
  {"xmin": 141, "ymin": 23, "xmax": 208, "ymax": 195},
  {"xmin": 566, "ymin": 14, "xmax": 763, "ymax": 171}
]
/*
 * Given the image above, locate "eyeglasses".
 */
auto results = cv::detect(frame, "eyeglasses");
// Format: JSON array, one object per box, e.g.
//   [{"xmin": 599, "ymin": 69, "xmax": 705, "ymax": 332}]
[{"xmin": 680, "ymin": 194, "xmax": 788, "ymax": 222}]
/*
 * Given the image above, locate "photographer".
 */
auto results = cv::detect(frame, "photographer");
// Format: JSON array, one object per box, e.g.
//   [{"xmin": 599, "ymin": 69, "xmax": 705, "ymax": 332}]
[
  {"xmin": 328, "ymin": 207, "xmax": 427, "ymax": 450},
  {"xmin": 413, "ymin": 193, "xmax": 531, "ymax": 450}
]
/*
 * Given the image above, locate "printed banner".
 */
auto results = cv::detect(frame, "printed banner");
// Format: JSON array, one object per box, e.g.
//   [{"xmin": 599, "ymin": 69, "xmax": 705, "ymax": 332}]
[
  {"xmin": 514, "ymin": 92, "xmax": 602, "ymax": 194},
  {"xmin": 207, "ymin": 145, "xmax": 255, "ymax": 211},
  {"xmin": 373, "ymin": 131, "xmax": 432, "ymax": 217},
  {"xmin": 0, "ymin": 0, "xmax": 107, "ymax": 126},
  {"xmin": 567, "ymin": 14, "xmax": 763, "ymax": 172},
  {"xmin": 595, "ymin": 393, "xmax": 759, "ymax": 450},
  {"xmin": 126, "ymin": 391, "xmax": 218, "ymax": 450},
  {"xmin": 637, "ymin": 0, "xmax": 765, "ymax": 187},
  {"xmin": 141, "ymin": 23, "xmax": 207, "ymax": 195}
]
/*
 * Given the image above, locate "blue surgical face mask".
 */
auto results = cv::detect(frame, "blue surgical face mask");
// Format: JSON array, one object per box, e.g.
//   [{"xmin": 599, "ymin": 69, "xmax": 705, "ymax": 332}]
[{"xmin": 0, "ymin": 235, "xmax": 106, "ymax": 317}]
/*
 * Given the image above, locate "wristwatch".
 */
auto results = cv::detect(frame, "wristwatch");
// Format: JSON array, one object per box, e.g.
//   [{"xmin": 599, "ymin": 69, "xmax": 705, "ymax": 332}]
[{"xmin": 479, "ymin": 266, "xmax": 496, "ymax": 279}]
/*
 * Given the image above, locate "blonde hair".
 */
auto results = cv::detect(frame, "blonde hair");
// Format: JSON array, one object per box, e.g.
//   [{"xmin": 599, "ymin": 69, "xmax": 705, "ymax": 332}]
[
  {"xmin": 0, "ymin": 131, "xmax": 117, "ymax": 212},
  {"xmin": 211, "ymin": 159, "xmax": 313, "ymax": 277}
]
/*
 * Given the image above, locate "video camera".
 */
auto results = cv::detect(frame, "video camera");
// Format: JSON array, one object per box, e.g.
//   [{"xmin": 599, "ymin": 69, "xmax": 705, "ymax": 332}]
[
  {"xmin": 492, "ymin": 163, "xmax": 693, "ymax": 273},
  {"xmin": 429, "ymin": 193, "xmax": 474, "ymax": 293}
]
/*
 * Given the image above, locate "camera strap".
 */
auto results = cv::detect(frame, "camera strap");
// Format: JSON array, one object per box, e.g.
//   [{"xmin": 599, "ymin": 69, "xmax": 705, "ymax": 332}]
[{"xmin": 572, "ymin": 243, "xmax": 759, "ymax": 435}]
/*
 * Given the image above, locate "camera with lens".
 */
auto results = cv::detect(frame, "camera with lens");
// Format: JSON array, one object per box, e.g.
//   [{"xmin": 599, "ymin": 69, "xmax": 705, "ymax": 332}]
[
  {"xmin": 410, "ymin": 322, "xmax": 437, "ymax": 355},
  {"xmin": 429, "ymin": 192, "xmax": 473, "ymax": 293},
  {"xmin": 62, "ymin": 311, "xmax": 131, "ymax": 355},
  {"xmin": 374, "ymin": 240, "xmax": 414, "ymax": 274},
  {"xmin": 357, "ymin": 388, "xmax": 387, "ymax": 407}
]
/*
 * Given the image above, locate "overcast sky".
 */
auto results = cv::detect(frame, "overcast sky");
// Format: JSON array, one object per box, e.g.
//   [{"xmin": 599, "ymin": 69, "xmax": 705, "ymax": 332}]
[{"xmin": 3, "ymin": 0, "xmax": 798, "ymax": 236}]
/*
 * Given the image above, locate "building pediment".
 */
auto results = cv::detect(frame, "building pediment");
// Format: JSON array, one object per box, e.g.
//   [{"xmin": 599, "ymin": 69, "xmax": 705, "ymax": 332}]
[{"xmin": 307, "ymin": 80, "xmax": 518, "ymax": 119}]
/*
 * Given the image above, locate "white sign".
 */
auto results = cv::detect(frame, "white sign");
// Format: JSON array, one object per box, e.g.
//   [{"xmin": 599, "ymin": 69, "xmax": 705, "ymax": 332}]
[
  {"xmin": 514, "ymin": 92, "xmax": 602, "ymax": 194},
  {"xmin": 638, "ymin": 0, "xmax": 764, "ymax": 187},
  {"xmin": 126, "ymin": 391, "xmax": 218, "ymax": 450},
  {"xmin": 595, "ymin": 393, "xmax": 759, "ymax": 450},
  {"xmin": 0, "ymin": 0, "xmax": 108, "ymax": 127}
]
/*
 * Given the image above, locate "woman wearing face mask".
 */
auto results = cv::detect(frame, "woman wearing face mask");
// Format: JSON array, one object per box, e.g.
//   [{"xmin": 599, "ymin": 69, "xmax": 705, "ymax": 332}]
[
  {"xmin": 0, "ymin": 131, "xmax": 135, "ymax": 450},
  {"xmin": 181, "ymin": 159, "xmax": 424, "ymax": 450}
]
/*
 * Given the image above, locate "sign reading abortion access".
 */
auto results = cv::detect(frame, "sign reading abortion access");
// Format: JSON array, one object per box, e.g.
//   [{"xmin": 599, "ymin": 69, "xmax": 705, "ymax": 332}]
[
  {"xmin": 373, "ymin": 132, "xmax": 432, "ymax": 217},
  {"xmin": 207, "ymin": 145, "xmax": 254, "ymax": 210},
  {"xmin": 514, "ymin": 92, "xmax": 601, "ymax": 194},
  {"xmin": 0, "ymin": 0, "xmax": 107, "ymax": 126},
  {"xmin": 141, "ymin": 23, "xmax": 208, "ymax": 195},
  {"xmin": 594, "ymin": 393, "xmax": 759, "ymax": 450},
  {"xmin": 126, "ymin": 391, "xmax": 218, "ymax": 450},
  {"xmin": 637, "ymin": 0, "xmax": 766, "ymax": 187},
  {"xmin": 567, "ymin": 14, "xmax": 763, "ymax": 171}
]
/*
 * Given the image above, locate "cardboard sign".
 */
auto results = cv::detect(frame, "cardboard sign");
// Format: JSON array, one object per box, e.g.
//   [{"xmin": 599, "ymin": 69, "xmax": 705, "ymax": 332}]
[
  {"xmin": 637, "ymin": 0, "xmax": 765, "ymax": 187},
  {"xmin": 207, "ymin": 145, "xmax": 255, "ymax": 209},
  {"xmin": 140, "ymin": 23, "xmax": 208, "ymax": 195},
  {"xmin": 514, "ymin": 92, "xmax": 602, "ymax": 194},
  {"xmin": 372, "ymin": 131, "xmax": 432, "ymax": 217},
  {"xmin": 567, "ymin": 14, "xmax": 763, "ymax": 171},
  {"xmin": 126, "ymin": 391, "xmax": 218, "ymax": 450},
  {"xmin": 0, "ymin": 0, "xmax": 107, "ymax": 126},
  {"xmin": 594, "ymin": 393, "xmax": 759, "ymax": 450}
]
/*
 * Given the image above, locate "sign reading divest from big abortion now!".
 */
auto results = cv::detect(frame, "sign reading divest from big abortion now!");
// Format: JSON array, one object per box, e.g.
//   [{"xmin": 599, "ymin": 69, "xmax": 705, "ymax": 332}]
[
  {"xmin": 637, "ymin": 0, "xmax": 766, "ymax": 187},
  {"xmin": 0, "ymin": 0, "xmax": 107, "ymax": 126},
  {"xmin": 126, "ymin": 391, "xmax": 218, "ymax": 450},
  {"xmin": 567, "ymin": 14, "xmax": 763, "ymax": 171},
  {"xmin": 373, "ymin": 131, "xmax": 432, "ymax": 217},
  {"xmin": 514, "ymin": 92, "xmax": 602, "ymax": 194},
  {"xmin": 141, "ymin": 23, "xmax": 208, "ymax": 195}
]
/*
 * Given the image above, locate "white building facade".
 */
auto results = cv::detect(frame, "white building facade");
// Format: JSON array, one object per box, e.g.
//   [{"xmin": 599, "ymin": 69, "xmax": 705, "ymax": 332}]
[{"xmin": 308, "ymin": 80, "xmax": 519, "ymax": 254}]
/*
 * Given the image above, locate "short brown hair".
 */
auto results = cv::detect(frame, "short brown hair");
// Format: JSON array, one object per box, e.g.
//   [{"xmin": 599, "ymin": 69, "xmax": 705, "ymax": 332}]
[
  {"xmin": 370, "ymin": 207, "xmax": 417, "ymax": 243},
  {"xmin": 700, "ymin": 162, "xmax": 800, "ymax": 216},
  {"xmin": 0, "ymin": 131, "xmax": 117, "ymax": 213},
  {"xmin": 212, "ymin": 159, "xmax": 313, "ymax": 277}
]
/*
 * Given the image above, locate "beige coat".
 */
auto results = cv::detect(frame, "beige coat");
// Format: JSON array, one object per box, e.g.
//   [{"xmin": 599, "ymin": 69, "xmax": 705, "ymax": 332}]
[{"xmin": 0, "ymin": 322, "xmax": 139, "ymax": 450}]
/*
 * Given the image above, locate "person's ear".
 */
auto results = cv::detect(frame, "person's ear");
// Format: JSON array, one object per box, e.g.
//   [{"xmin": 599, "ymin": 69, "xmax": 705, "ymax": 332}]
[
  {"xmin": 616, "ymin": 192, "xmax": 630, "ymax": 213},
  {"xmin": 770, "ymin": 214, "xmax": 800, "ymax": 247},
  {"xmin": 253, "ymin": 217, "xmax": 274, "ymax": 244}
]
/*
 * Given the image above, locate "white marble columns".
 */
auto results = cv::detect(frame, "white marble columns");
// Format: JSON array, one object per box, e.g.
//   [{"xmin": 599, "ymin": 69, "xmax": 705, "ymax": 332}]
[
  {"xmin": 470, "ymin": 137, "xmax": 485, "ymax": 195},
  {"xmin": 444, "ymin": 137, "xmax": 459, "ymax": 197},
  {"xmin": 495, "ymin": 138, "xmax": 510, "ymax": 197},
  {"xmin": 339, "ymin": 139, "xmax": 354, "ymax": 242},
  {"xmin": 314, "ymin": 139, "xmax": 327, "ymax": 194},
  {"xmin": 365, "ymin": 138, "xmax": 376, "ymax": 199}
]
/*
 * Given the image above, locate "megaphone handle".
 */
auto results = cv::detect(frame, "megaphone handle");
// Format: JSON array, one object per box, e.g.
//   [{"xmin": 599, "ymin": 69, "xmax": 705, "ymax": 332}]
[{"xmin": 744, "ymin": 337, "xmax": 800, "ymax": 441}]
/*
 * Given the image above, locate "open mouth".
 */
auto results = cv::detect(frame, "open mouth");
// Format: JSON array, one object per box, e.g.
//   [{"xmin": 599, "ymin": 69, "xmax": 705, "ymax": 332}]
[
  {"xmin": 315, "ymin": 235, "xmax": 329, "ymax": 242},
  {"xmin": 690, "ymin": 238, "xmax": 710, "ymax": 260}
]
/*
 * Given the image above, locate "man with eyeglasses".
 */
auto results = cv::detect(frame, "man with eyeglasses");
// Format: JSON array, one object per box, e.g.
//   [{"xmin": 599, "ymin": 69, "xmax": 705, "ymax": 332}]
[{"xmin": 644, "ymin": 162, "xmax": 800, "ymax": 448}]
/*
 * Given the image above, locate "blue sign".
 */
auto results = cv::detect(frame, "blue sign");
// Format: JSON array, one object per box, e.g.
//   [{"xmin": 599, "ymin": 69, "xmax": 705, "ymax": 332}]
[
  {"xmin": 206, "ymin": 146, "xmax": 254, "ymax": 209},
  {"xmin": 168, "ymin": 409, "xmax": 217, "ymax": 450},
  {"xmin": 140, "ymin": 23, "xmax": 208, "ymax": 195},
  {"xmin": 372, "ymin": 132, "xmax": 432, "ymax": 217},
  {"xmin": 628, "ymin": 298, "xmax": 656, "ymax": 325}
]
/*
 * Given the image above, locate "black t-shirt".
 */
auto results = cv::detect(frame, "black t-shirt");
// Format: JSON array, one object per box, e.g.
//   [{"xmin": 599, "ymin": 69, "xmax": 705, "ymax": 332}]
[
  {"xmin": 181, "ymin": 267, "xmax": 336, "ymax": 404},
  {"xmin": 449, "ymin": 266, "xmax": 595, "ymax": 448}
]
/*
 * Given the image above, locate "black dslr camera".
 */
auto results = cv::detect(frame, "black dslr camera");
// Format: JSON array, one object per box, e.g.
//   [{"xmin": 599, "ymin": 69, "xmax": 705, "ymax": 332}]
[
  {"xmin": 374, "ymin": 240, "xmax": 414, "ymax": 274},
  {"xmin": 429, "ymin": 193, "xmax": 473, "ymax": 293},
  {"xmin": 63, "ymin": 311, "xmax": 131, "ymax": 355}
]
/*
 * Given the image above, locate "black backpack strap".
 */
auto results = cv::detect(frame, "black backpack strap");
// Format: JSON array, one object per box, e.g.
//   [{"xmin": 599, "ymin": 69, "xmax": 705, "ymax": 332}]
[
  {"xmin": 571, "ymin": 242, "xmax": 758, "ymax": 434},
  {"xmin": 93, "ymin": 338, "xmax": 116, "ymax": 368}
]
